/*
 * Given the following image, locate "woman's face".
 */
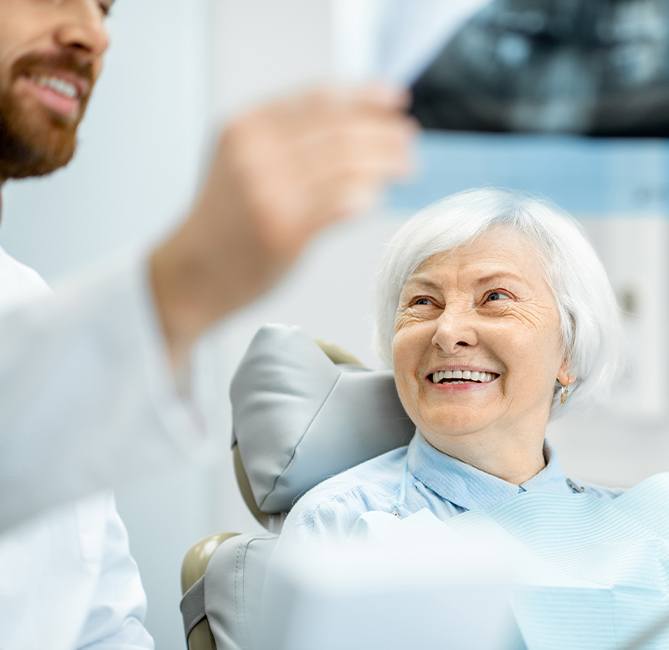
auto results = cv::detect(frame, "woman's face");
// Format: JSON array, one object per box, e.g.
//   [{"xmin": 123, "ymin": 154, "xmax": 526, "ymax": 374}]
[{"xmin": 392, "ymin": 226, "xmax": 572, "ymax": 449}]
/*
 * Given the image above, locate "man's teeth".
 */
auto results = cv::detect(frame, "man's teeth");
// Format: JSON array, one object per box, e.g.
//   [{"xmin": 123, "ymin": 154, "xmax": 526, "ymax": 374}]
[
  {"xmin": 432, "ymin": 369, "xmax": 497, "ymax": 384},
  {"xmin": 32, "ymin": 75, "xmax": 78, "ymax": 99}
]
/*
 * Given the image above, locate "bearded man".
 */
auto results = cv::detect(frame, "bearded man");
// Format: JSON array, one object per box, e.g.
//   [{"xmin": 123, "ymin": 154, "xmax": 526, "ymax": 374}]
[{"xmin": 0, "ymin": 1, "xmax": 414, "ymax": 647}]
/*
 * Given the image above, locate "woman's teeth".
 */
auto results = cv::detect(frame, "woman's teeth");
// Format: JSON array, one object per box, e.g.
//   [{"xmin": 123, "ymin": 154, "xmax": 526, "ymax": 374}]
[{"xmin": 431, "ymin": 369, "xmax": 497, "ymax": 384}]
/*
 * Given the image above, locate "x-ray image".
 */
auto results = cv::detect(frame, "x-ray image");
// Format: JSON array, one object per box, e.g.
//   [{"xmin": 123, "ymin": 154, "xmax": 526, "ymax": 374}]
[{"xmin": 410, "ymin": 0, "xmax": 669, "ymax": 136}]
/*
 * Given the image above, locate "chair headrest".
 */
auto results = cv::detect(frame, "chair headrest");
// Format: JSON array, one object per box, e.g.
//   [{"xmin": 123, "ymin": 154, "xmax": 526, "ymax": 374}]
[{"xmin": 230, "ymin": 324, "xmax": 414, "ymax": 514}]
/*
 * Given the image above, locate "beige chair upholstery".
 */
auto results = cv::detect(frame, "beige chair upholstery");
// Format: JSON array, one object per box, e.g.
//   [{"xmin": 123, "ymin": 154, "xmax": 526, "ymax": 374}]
[{"xmin": 181, "ymin": 533, "xmax": 239, "ymax": 650}]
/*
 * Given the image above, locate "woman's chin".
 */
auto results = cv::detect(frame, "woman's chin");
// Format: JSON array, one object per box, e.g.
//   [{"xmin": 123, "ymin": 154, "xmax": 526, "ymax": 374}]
[
  {"xmin": 419, "ymin": 417, "xmax": 496, "ymax": 442},
  {"xmin": 415, "ymin": 403, "xmax": 500, "ymax": 439}
]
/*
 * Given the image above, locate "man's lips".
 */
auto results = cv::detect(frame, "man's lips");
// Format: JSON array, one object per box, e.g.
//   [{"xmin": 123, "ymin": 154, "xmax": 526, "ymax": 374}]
[
  {"xmin": 15, "ymin": 70, "xmax": 90, "ymax": 120},
  {"xmin": 27, "ymin": 69, "xmax": 90, "ymax": 97}
]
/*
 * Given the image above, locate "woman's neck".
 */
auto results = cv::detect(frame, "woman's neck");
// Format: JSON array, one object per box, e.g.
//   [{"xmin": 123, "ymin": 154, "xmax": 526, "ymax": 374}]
[{"xmin": 421, "ymin": 429, "xmax": 547, "ymax": 485}]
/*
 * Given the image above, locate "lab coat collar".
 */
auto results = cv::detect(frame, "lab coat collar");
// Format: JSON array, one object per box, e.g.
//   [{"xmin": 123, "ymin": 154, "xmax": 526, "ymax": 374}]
[{"xmin": 407, "ymin": 430, "xmax": 572, "ymax": 513}]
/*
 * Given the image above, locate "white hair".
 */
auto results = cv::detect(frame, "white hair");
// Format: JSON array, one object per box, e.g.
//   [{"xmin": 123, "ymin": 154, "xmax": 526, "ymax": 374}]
[{"xmin": 374, "ymin": 187, "xmax": 624, "ymax": 416}]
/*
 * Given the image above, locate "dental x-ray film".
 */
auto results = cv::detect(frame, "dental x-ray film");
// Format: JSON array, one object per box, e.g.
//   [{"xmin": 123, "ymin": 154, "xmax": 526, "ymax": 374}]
[{"xmin": 379, "ymin": 0, "xmax": 669, "ymax": 136}]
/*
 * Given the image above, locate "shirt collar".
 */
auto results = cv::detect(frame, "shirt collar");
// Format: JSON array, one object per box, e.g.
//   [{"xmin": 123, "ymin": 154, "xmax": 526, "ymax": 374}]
[{"xmin": 407, "ymin": 430, "xmax": 571, "ymax": 513}]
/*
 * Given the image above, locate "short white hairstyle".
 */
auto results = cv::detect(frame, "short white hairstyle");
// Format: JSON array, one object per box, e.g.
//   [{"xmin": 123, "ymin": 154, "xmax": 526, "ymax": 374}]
[{"xmin": 374, "ymin": 187, "xmax": 624, "ymax": 416}]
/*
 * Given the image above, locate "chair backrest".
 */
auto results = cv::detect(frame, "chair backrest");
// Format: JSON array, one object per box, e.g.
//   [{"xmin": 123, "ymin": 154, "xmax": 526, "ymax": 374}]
[
  {"xmin": 180, "ymin": 324, "xmax": 415, "ymax": 650},
  {"xmin": 230, "ymin": 324, "xmax": 414, "ymax": 515}
]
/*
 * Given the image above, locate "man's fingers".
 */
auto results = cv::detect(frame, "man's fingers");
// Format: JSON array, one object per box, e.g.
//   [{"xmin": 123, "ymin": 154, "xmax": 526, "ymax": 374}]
[
  {"xmin": 293, "ymin": 113, "xmax": 416, "ymax": 154},
  {"xmin": 300, "ymin": 84, "xmax": 411, "ymax": 113},
  {"xmin": 350, "ymin": 83, "xmax": 411, "ymax": 110},
  {"xmin": 300, "ymin": 168, "xmax": 402, "ymax": 233},
  {"xmin": 223, "ymin": 101, "xmax": 416, "ymax": 183},
  {"xmin": 300, "ymin": 152, "xmax": 414, "ymax": 195},
  {"xmin": 273, "ymin": 84, "xmax": 413, "ymax": 139},
  {"xmin": 286, "ymin": 115, "xmax": 417, "ymax": 231},
  {"xmin": 293, "ymin": 121, "xmax": 416, "ymax": 189}
]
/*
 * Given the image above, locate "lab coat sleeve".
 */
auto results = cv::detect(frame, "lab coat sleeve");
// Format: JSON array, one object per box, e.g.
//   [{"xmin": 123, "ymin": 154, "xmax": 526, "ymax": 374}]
[
  {"xmin": 0, "ymin": 254, "xmax": 210, "ymax": 531},
  {"xmin": 74, "ymin": 493, "xmax": 154, "ymax": 650}
]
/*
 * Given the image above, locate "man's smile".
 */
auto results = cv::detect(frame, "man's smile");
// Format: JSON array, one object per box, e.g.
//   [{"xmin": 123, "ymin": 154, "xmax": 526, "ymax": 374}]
[{"xmin": 15, "ymin": 70, "xmax": 88, "ymax": 121}]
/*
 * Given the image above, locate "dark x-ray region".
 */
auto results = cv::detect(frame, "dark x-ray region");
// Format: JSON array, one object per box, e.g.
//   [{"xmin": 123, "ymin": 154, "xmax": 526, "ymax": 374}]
[{"xmin": 410, "ymin": 0, "xmax": 669, "ymax": 136}]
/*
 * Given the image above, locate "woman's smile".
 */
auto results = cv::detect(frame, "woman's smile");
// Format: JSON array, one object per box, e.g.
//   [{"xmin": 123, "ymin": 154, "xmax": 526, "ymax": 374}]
[{"xmin": 425, "ymin": 365, "xmax": 501, "ymax": 395}]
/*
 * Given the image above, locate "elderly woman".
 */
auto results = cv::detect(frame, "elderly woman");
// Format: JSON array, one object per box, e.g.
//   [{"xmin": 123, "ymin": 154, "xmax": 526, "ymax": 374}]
[
  {"xmin": 271, "ymin": 188, "xmax": 669, "ymax": 649},
  {"xmin": 283, "ymin": 187, "xmax": 625, "ymax": 535}
]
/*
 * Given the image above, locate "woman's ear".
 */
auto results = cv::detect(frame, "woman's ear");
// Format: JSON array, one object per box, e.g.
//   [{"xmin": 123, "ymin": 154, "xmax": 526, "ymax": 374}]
[{"xmin": 557, "ymin": 358, "xmax": 576, "ymax": 387}]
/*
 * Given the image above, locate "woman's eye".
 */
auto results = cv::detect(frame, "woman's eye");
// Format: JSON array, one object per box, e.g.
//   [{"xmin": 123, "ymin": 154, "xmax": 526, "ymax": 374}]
[
  {"xmin": 410, "ymin": 297, "xmax": 434, "ymax": 307},
  {"xmin": 485, "ymin": 290, "xmax": 512, "ymax": 303}
]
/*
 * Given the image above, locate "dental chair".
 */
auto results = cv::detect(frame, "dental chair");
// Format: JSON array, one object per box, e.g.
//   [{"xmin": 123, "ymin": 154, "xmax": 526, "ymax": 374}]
[{"xmin": 179, "ymin": 324, "xmax": 414, "ymax": 650}]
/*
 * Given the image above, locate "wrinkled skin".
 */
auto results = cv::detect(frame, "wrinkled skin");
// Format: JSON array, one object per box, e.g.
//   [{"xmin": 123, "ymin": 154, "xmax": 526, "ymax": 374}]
[{"xmin": 393, "ymin": 226, "xmax": 574, "ymax": 483}]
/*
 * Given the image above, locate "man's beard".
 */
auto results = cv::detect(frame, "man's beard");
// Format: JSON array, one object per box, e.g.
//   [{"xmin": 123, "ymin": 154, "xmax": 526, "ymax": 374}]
[{"xmin": 0, "ymin": 51, "xmax": 94, "ymax": 180}]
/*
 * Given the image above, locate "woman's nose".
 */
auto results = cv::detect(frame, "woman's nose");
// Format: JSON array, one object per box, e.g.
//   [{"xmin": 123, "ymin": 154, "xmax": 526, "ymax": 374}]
[
  {"xmin": 431, "ymin": 308, "xmax": 478, "ymax": 353},
  {"xmin": 54, "ymin": 1, "xmax": 110, "ymax": 58}
]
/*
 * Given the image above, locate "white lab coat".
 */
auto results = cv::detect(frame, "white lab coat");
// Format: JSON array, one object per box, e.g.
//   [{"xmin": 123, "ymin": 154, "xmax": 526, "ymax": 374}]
[
  {"xmin": 0, "ymin": 246, "xmax": 205, "ymax": 532},
  {"xmin": 0, "ymin": 247, "xmax": 156, "ymax": 648},
  {"xmin": 0, "ymin": 494, "xmax": 152, "ymax": 649}
]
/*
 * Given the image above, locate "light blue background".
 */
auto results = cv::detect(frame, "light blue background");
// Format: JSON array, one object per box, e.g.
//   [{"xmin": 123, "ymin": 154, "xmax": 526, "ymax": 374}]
[{"xmin": 387, "ymin": 132, "xmax": 669, "ymax": 218}]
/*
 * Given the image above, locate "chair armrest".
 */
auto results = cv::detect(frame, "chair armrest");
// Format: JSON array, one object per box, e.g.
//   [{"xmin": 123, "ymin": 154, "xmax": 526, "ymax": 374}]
[{"xmin": 181, "ymin": 533, "xmax": 240, "ymax": 650}]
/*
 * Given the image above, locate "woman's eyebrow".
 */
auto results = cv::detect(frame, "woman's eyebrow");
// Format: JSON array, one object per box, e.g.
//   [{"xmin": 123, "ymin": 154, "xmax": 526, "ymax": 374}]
[
  {"xmin": 402, "ymin": 276, "xmax": 442, "ymax": 293},
  {"xmin": 474, "ymin": 271, "xmax": 527, "ymax": 286},
  {"xmin": 402, "ymin": 271, "xmax": 530, "ymax": 296}
]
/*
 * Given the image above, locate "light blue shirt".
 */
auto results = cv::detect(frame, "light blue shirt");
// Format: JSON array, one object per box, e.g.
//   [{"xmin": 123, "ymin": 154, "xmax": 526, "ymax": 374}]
[
  {"xmin": 284, "ymin": 431, "xmax": 621, "ymax": 539},
  {"xmin": 280, "ymin": 435, "xmax": 669, "ymax": 649}
]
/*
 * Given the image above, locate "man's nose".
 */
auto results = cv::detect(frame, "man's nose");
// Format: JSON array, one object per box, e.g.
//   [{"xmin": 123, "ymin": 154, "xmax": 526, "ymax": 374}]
[
  {"xmin": 431, "ymin": 306, "xmax": 478, "ymax": 353},
  {"xmin": 54, "ymin": 1, "xmax": 110, "ymax": 59}
]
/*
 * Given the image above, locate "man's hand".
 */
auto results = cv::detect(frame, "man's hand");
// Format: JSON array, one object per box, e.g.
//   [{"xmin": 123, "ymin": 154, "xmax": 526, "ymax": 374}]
[{"xmin": 150, "ymin": 85, "xmax": 416, "ymax": 366}]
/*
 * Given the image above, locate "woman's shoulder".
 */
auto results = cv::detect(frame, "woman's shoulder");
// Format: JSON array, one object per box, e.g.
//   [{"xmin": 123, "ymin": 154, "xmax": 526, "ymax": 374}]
[{"xmin": 283, "ymin": 446, "xmax": 408, "ymax": 537}]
